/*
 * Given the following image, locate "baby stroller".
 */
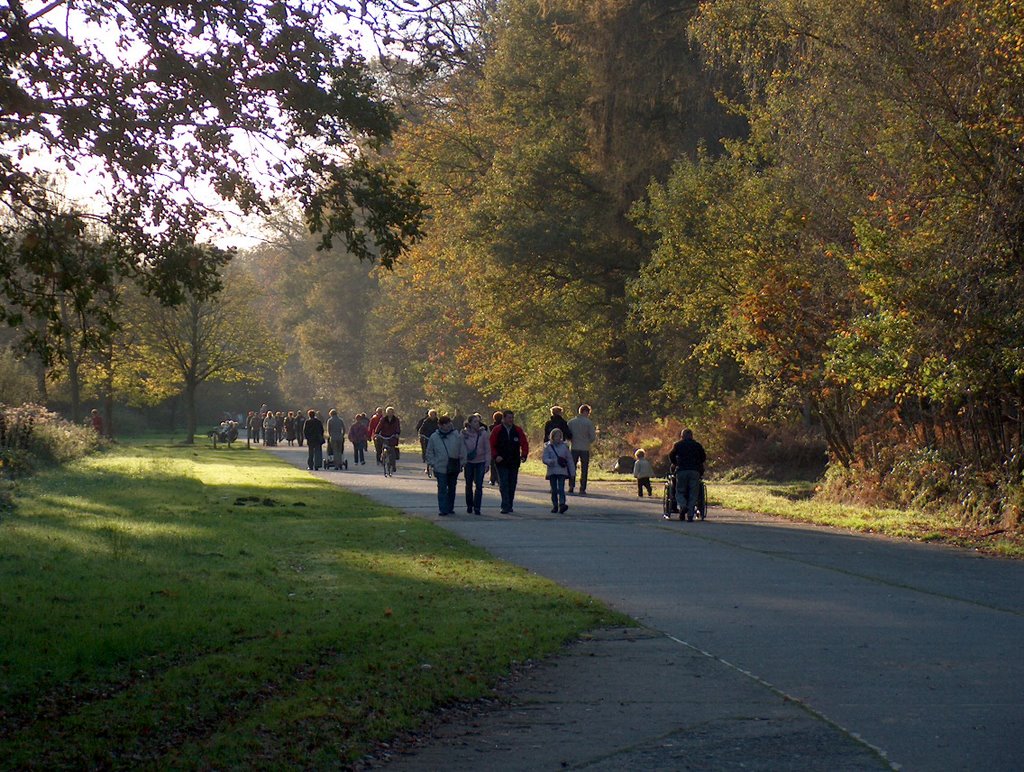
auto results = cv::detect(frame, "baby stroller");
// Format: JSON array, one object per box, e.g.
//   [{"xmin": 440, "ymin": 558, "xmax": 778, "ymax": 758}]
[
  {"xmin": 662, "ymin": 471, "xmax": 707, "ymax": 521},
  {"xmin": 324, "ymin": 445, "xmax": 349, "ymax": 471}
]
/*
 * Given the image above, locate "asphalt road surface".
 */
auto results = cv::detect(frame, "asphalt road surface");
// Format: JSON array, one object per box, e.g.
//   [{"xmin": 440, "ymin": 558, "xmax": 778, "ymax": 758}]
[{"xmin": 266, "ymin": 443, "xmax": 1024, "ymax": 770}]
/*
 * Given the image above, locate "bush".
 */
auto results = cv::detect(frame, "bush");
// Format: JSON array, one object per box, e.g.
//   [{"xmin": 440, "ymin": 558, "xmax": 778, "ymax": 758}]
[
  {"xmin": 617, "ymin": 404, "xmax": 828, "ymax": 481},
  {"xmin": 0, "ymin": 403, "xmax": 105, "ymax": 473},
  {"xmin": 820, "ymin": 443, "xmax": 1024, "ymax": 529}
]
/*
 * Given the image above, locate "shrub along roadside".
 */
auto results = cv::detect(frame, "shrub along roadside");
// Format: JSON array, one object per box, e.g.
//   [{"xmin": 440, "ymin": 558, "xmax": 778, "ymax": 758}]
[
  {"xmin": 0, "ymin": 441, "xmax": 628, "ymax": 768},
  {"xmin": 707, "ymin": 481, "xmax": 1024, "ymax": 559}
]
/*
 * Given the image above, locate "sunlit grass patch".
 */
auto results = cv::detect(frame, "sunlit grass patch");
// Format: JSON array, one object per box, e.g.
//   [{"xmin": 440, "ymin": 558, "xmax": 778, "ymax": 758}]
[
  {"xmin": 0, "ymin": 440, "xmax": 627, "ymax": 768},
  {"xmin": 709, "ymin": 480, "xmax": 1024, "ymax": 557}
]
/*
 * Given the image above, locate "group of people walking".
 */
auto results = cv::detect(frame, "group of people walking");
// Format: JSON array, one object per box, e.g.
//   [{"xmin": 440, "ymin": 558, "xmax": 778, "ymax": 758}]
[
  {"xmin": 419, "ymin": 405, "xmax": 596, "ymax": 517},
  {"xmin": 247, "ymin": 400, "xmax": 706, "ymax": 521}
]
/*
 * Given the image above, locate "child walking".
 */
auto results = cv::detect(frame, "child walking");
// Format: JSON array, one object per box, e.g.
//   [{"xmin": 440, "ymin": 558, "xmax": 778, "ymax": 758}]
[
  {"xmin": 542, "ymin": 428, "xmax": 576, "ymax": 513},
  {"xmin": 633, "ymin": 448, "xmax": 655, "ymax": 497}
]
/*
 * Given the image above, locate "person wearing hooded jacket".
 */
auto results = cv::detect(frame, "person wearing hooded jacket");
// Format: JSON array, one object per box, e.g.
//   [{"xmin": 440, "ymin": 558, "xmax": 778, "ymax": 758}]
[
  {"xmin": 542, "ymin": 428, "xmax": 576, "ymax": 513},
  {"xmin": 426, "ymin": 416, "xmax": 466, "ymax": 516},
  {"xmin": 461, "ymin": 414, "xmax": 491, "ymax": 515}
]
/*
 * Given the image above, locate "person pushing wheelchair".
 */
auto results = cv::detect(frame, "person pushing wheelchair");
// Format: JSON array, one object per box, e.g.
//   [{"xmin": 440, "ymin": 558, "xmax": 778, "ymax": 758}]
[{"xmin": 668, "ymin": 428, "xmax": 706, "ymax": 521}]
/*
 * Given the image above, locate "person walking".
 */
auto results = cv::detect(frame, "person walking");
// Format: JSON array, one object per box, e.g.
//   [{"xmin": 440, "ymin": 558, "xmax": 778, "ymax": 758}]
[
  {"xmin": 490, "ymin": 410, "xmax": 529, "ymax": 514},
  {"xmin": 284, "ymin": 411, "xmax": 297, "ymax": 446},
  {"xmin": 416, "ymin": 409, "xmax": 439, "ymax": 477},
  {"xmin": 633, "ymin": 448, "xmax": 655, "ymax": 498},
  {"xmin": 303, "ymin": 409, "xmax": 325, "ymax": 470},
  {"xmin": 368, "ymin": 407, "xmax": 385, "ymax": 464},
  {"xmin": 425, "ymin": 416, "xmax": 465, "ymax": 516},
  {"xmin": 461, "ymin": 414, "xmax": 491, "ymax": 515},
  {"xmin": 542, "ymin": 428, "xmax": 575, "ymax": 514},
  {"xmin": 488, "ymin": 410, "xmax": 503, "ymax": 486},
  {"xmin": 274, "ymin": 411, "xmax": 285, "ymax": 444},
  {"xmin": 349, "ymin": 413, "xmax": 369, "ymax": 465},
  {"xmin": 295, "ymin": 409, "xmax": 305, "ymax": 446},
  {"xmin": 262, "ymin": 410, "xmax": 276, "ymax": 446},
  {"xmin": 326, "ymin": 409, "xmax": 346, "ymax": 470},
  {"xmin": 543, "ymin": 405, "xmax": 571, "ymax": 443},
  {"xmin": 247, "ymin": 410, "xmax": 260, "ymax": 443},
  {"xmin": 669, "ymin": 428, "xmax": 707, "ymax": 521},
  {"xmin": 566, "ymin": 403, "xmax": 596, "ymax": 495}
]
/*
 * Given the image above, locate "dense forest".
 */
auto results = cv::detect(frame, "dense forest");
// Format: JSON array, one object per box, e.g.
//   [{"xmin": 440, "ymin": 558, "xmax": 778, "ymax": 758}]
[{"xmin": 2, "ymin": 0, "xmax": 1022, "ymax": 527}]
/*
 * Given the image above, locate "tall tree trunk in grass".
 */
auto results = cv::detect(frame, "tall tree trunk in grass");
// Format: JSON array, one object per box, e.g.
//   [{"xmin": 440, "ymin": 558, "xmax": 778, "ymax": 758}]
[{"xmin": 184, "ymin": 380, "xmax": 199, "ymax": 445}]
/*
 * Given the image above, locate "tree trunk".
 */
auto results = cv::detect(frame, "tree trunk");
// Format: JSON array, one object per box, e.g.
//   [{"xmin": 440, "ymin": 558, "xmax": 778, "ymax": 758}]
[
  {"xmin": 184, "ymin": 380, "xmax": 198, "ymax": 444},
  {"xmin": 103, "ymin": 393, "xmax": 113, "ymax": 439},
  {"xmin": 67, "ymin": 358, "xmax": 82, "ymax": 424}
]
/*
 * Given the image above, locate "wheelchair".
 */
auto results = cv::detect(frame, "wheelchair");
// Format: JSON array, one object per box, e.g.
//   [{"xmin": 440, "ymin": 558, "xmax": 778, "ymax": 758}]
[{"xmin": 662, "ymin": 471, "xmax": 707, "ymax": 521}]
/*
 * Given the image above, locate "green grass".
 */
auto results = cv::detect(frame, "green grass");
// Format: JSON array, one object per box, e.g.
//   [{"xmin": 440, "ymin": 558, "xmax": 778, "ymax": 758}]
[
  {"xmin": 0, "ymin": 441, "xmax": 627, "ymax": 768},
  {"xmin": 707, "ymin": 480, "xmax": 1024, "ymax": 558}
]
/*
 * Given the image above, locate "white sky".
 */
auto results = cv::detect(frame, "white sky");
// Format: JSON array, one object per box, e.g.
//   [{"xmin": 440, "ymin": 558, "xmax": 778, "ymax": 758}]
[{"xmin": 12, "ymin": 1, "xmax": 386, "ymax": 249}]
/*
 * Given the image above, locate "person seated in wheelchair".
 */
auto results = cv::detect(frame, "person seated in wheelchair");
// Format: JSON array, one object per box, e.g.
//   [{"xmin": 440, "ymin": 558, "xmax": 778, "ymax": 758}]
[{"xmin": 668, "ymin": 428, "xmax": 706, "ymax": 521}]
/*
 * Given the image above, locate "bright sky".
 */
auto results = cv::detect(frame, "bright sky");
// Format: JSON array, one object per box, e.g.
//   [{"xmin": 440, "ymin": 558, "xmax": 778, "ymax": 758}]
[{"xmin": 12, "ymin": 1, "xmax": 386, "ymax": 249}]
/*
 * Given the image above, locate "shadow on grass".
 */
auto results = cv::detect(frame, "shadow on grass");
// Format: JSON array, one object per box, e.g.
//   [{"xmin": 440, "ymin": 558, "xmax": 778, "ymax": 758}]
[{"xmin": 1, "ymin": 443, "xmax": 619, "ymax": 769}]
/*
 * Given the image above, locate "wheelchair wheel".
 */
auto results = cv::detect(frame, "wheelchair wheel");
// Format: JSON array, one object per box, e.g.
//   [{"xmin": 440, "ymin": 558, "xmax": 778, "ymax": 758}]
[
  {"xmin": 696, "ymin": 481, "xmax": 708, "ymax": 520},
  {"xmin": 662, "ymin": 480, "xmax": 673, "ymax": 518}
]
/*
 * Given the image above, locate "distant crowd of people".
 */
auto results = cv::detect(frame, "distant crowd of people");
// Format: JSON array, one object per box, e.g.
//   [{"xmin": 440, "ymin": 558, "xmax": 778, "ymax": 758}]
[{"xmin": 244, "ymin": 402, "xmax": 705, "ymax": 520}]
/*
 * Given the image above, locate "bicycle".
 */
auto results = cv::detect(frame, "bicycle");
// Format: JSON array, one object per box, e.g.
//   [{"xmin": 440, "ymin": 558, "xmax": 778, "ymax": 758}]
[{"xmin": 377, "ymin": 433, "xmax": 398, "ymax": 477}]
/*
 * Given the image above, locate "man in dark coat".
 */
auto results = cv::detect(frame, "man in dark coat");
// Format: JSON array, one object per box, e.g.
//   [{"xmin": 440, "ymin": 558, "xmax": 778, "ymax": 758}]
[
  {"xmin": 303, "ymin": 409, "xmax": 325, "ymax": 470},
  {"xmin": 542, "ymin": 405, "xmax": 571, "ymax": 442},
  {"xmin": 489, "ymin": 410, "xmax": 530, "ymax": 514},
  {"xmin": 415, "ymin": 409, "xmax": 439, "ymax": 475},
  {"xmin": 668, "ymin": 428, "xmax": 707, "ymax": 521}
]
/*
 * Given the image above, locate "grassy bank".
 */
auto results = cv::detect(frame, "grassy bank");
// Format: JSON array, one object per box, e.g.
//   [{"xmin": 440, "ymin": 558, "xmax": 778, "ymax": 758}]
[
  {"xmin": 519, "ymin": 456, "xmax": 1024, "ymax": 558},
  {"xmin": 0, "ymin": 441, "xmax": 626, "ymax": 768},
  {"xmin": 707, "ymin": 480, "xmax": 1024, "ymax": 559}
]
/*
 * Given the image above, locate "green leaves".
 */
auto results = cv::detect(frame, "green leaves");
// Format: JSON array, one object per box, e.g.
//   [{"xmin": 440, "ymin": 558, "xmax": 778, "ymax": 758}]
[{"xmin": 0, "ymin": 1, "xmax": 425, "ymax": 359}]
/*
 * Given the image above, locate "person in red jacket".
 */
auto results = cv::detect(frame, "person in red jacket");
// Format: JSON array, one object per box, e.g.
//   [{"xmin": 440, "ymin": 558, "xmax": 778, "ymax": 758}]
[
  {"xmin": 489, "ymin": 410, "xmax": 529, "ymax": 514},
  {"xmin": 375, "ymin": 406, "xmax": 402, "ymax": 463}
]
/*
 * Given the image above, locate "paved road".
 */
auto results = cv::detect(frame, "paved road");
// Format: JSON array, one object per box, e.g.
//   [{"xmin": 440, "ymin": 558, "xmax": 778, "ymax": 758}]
[{"xmin": 267, "ymin": 445, "xmax": 1024, "ymax": 770}]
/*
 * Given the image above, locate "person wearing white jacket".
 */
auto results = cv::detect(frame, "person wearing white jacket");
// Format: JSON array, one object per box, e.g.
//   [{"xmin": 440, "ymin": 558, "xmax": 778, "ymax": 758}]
[
  {"xmin": 633, "ymin": 448, "xmax": 656, "ymax": 497},
  {"xmin": 566, "ymin": 404, "xmax": 597, "ymax": 495},
  {"xmin": 542, "ymin": 428, "xmax": 576, "ymax": 514},
  {"xmin": 425, "ymin": 416, "xmax": 466, "ymax": 516}
]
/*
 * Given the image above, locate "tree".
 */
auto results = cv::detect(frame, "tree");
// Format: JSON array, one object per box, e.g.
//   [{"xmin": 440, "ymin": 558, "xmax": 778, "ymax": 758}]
[
  {"xmin": 234, "ymin": 205, "xmax": 386, "ymax": 414},
  {"xmin": 130, "ymin": 253, "xmax": 280, "ymax": 443},
  {"xmin": 0, "ymin": 1, "xmax": 425, "ymax": 362}
]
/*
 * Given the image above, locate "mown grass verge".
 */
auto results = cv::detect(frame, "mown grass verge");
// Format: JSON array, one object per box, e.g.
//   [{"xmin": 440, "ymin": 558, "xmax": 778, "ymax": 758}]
[
  {"xmin": 0, "ymin": 441, "xmax": 627, "ymax": 768},
  {"xmin": 518, "ymin": 456, "xmax": 1024, "ymax": 558},
  {"xmin": 707, "ymin": 480, "xmax": 1024, "ymax": 559}
]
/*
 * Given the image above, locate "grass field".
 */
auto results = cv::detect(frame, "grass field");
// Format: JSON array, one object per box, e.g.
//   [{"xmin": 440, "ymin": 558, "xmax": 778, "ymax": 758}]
[
  {"xmin": 0, "ymin": 441, "xmax": 627, "ymax": 768},
  {"xmin": 705, "ymin": 481, "xmax": 1024, "ymax": 558}
]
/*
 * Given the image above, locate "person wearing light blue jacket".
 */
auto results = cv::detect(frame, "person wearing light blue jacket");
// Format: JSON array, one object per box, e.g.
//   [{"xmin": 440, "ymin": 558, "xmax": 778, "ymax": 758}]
[{"xmin": 426, "ymin": 416, "xmax": 466, "ymax": 516}]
